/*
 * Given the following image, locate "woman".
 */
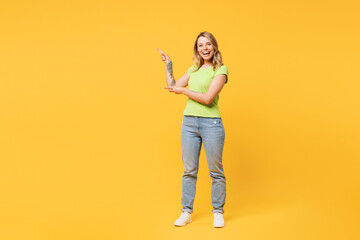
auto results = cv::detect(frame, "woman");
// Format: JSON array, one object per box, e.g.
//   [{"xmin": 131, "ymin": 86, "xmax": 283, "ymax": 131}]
[{"xmin": 157, "ymin": 31, "xmax": 228, "ymax": 228}]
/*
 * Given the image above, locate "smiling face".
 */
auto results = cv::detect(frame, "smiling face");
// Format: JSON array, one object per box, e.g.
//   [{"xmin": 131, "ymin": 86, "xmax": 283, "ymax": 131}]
[{"xmin": 197, "ymin": 36, "xmax": 215, "ymax": 61}]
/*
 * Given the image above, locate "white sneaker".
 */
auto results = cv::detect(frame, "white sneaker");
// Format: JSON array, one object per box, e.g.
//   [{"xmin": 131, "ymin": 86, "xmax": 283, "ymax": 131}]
[
  {"xmin": 213, "ymin": 213, "xmax": 225, "ymax": 228},
  {"xmin": 174, "ymin": 211, "xmax": 192, "ymax": 226}
]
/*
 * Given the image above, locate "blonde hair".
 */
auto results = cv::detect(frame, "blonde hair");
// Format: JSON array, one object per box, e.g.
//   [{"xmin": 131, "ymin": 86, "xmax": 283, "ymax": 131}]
[{"xmin": 190, "ymin": 31, "xmax": 224, "ymax": 73}]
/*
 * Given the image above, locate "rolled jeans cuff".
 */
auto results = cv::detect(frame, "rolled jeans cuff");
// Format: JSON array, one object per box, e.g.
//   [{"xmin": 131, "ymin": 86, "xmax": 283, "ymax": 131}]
[
  {"xmin": 182, "ymin": 209, "xmax": 193, "ymax": 214},
  {"xmin": 212, "ymin": 209, "xmax": 224, "ymax": 214}
]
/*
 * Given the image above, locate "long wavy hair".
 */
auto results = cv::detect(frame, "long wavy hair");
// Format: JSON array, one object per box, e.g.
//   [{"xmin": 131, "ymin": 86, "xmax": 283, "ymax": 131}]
[{"xmin": 190, "ymin": 31, "xmax": 224, "ymax": 73}]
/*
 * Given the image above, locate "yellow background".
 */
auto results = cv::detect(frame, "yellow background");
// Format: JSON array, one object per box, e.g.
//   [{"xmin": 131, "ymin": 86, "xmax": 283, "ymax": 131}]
[{"xmin": 1, "ymin": 0, "xmax": 359, "ymax": 239}]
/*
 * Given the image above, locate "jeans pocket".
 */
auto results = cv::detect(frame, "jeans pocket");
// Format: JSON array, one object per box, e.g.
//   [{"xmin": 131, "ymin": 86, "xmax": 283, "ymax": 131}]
[
  {"xmin": 204, "ymin": 118, "xmax": 223, "ymax": 131},
  {"xmin": 213, "ymin": 118, "xmax": 223, "ymax": 126}
]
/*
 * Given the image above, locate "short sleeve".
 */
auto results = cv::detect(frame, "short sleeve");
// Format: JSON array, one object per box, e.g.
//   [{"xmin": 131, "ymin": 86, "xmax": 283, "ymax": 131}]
[{"xmin": 214, "ymin": 65, "xmax": 228, "ymax": 83}]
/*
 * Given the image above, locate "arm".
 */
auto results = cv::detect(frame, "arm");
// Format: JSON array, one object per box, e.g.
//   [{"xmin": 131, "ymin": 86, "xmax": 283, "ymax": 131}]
[
  {"xmin": 166, "ymin": 61, "xmax": 176, "ymax": 87},
  {"xmin": 165, "ymin": 74, "xmax": 227, "ymax": 105},
  {"xmin": 166, "ymin": 61, "xmax": 190, "ymax": 87},
  {"xmin": 156, "ymin": 49, "xmax": 190, "ymax": 87}
]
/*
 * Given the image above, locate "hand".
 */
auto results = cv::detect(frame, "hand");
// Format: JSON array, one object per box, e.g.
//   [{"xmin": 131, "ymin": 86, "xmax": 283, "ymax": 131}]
[
  {"xmin": 157, "ymin": 48, "xmax": 171, "ymax": 64},
  {"xmin": 164, "ymin": 86, "xmax": 185, "ymax": 94}
]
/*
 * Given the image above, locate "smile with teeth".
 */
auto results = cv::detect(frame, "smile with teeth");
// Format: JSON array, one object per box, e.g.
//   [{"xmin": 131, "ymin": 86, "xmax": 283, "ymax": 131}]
[{"xmin": 202, "ymin": 51, "xmax": 210, "ymax": 56}]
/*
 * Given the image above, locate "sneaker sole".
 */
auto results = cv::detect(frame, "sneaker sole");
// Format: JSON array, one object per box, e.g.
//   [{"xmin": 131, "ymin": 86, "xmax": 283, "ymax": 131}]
[
  {"xmin": 213, "ymin": 223, "xmax": 225, "ymax": 228},
  {"xmin": 174, "ymin": 219, "xmax": 192, "ymax": 227},
  {"xmin": 214, "ymin": 225, "xmax": 224, "ymax": 228}
]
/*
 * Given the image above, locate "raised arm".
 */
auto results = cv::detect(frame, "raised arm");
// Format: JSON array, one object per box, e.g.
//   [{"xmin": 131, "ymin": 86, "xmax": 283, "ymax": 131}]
[
  {"xmin": 165, "ymin": 61, "xmax": 176, "ymax": 87},
  {"xmin": 157, "ymin": 48, "xmax": 190, "ymax": 88}
]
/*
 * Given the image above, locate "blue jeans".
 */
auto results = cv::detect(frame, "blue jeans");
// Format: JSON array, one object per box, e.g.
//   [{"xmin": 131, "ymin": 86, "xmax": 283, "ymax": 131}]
[{"xmin": 180, "ymin": 116, "xmax": 226, "ymax": 214}]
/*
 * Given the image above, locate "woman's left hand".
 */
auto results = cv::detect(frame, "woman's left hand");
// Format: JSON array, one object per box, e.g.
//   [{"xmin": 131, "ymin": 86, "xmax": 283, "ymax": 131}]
[{"xmin": 164, "ymin": 86, "xmax": 185, "ymax": 94}]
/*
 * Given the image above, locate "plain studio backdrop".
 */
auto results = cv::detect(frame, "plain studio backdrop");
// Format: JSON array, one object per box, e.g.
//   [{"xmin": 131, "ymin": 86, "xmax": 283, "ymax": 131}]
[{"xmin": 0, "ymin": 0, "xmax": 359, "ymax": 239}]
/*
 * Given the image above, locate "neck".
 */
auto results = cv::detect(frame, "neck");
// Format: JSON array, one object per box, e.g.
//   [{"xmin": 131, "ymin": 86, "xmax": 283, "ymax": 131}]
[{"xmin": 203, "ymin": 60, "xmax": 213, "ymax": 67}]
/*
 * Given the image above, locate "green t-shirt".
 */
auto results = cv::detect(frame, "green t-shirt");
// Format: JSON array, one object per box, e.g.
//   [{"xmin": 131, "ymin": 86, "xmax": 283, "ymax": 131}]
[{"xmin": 183, "ymin": 64, "xmax": 228, "ymax": 118}]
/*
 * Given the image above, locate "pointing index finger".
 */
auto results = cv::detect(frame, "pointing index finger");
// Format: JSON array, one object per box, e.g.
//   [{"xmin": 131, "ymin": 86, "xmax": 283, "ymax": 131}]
[{"xmin": 157, "ymin": 48, "xmax": 167, "ymax": 55}]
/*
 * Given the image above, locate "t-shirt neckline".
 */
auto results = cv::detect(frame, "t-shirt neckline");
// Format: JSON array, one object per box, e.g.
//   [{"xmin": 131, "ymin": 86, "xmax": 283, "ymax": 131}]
[{"xmin": 200, "ymin": 66, "xmax": 213, "ymax": 69}]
